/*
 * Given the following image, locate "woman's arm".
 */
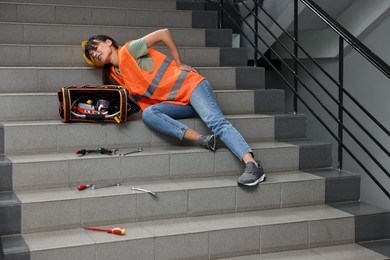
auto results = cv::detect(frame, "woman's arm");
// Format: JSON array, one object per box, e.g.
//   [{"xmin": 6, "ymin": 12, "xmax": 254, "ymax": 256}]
[{"xmin": 144, "ymin": 28, "xmax": 196, "ymax": 72}]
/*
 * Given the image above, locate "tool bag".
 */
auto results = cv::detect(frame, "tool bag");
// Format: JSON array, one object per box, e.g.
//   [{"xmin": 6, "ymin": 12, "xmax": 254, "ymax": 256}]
[{"xmin": 58, "ymin": 85, "xmax": 140, "ymax": 123}]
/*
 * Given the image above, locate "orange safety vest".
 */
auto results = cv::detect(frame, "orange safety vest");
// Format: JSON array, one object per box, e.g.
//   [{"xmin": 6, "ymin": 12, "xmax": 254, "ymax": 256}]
[{"xmin": 111, "ymin": 44, "xmax": 205, "ymax": 111}]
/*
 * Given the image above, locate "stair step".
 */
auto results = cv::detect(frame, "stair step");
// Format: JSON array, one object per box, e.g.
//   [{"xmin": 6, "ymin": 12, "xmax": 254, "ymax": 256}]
[
  {"xmin": 330, "ymin": 201, "xmax": 390, "ymax": 243},
  {"xmin": 15, "ymin": 172, "xmax": 326, "ymax": 233},
  {"xmin": 4, "ymin": 204, "xmax": 389, "ymax": 259},
  {"xmin": 0, "ymin": 191, "xmax": 21, "ymax": 235},
  {"xmin": 0, "ymin": 2, "xmax": 217, "ymax": 28},
  {"xmin": 274, "ymin": 113, "xmax": 306, "ymax": 140},
  {"xmin": 0, "ymin": 156, "xmax": 12, "ymax": 191},
  {"xmin": 7, "ymin": 140, "xmax": 301, "ymax": 191},
  {"xmin": 0, "ymin": 168, "xmax": 363, "ymax": 235},
  {"xmin": 0, "ymin": 89, "xmax": 285, "ymax": 121},
  {"xmin": 307, "ymin": 168, "xmax": 361, "ymax": 204},
  {"xmin": 1, "ymin": 114, "xmax": 275, "ymax": 153},
  {"xmin": 0, "ymin": 234, "xmax": 29, "ymax": 260},
  {"xmin": 220, "ymin": 242, "xmax": 390, "ymax": 259},
  {"xmin": 0, "ymin": 22, "xmax": 232, "ymax": 47},
  {"xmin": 0, "ymin": 66, "xmax": 263, "ymax": 93},
  {"xmin": 19, "ymin": 204, "xmax": 357, "ymax": 259},
  {"xmin": 2, "ymin": 0, "xmax": 177, "ymax": 10},
  {"xmin": 286, "ymin": 140, "xmax": 333, "ymax": 169},
  {"xmin": 0, "ymin": 44, "xmax": 248, "ymax": 67}
]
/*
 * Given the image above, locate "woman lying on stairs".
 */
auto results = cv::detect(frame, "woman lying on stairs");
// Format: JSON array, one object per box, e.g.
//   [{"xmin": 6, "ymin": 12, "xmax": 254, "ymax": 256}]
[{"xmin": 82, "ymin": 28, "xmax": 265, "ymax": 186}]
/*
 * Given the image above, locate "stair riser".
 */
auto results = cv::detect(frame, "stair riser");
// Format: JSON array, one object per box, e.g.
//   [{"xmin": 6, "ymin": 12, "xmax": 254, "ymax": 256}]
[
  {"xmin": 23, "ymin": 216, "xmax": 355, "ymax": 260},
  {"xmin": 0, "ymin": 45, "xmax": 247, "ymax": 67},
  {"xmin": 274, "ymin": 114, "xmax": 307, "ymax": 140},
  {"xmin": 10, "ymin": 143, "xmax": 298, "ymax": 191},
  {"xmin": 255, "ymin": 89, "xmax": 285, "ymax": 114},
  {"xmin": 0, "ymin": 23, "xmax": 231, "ymax": 46},
  {"xmin": 0, "ymin": 67, "xmax": 263, "ymax": 93},
  {"xmin": 1, "ymin": 0, "xmax": 177, "ymax": 10},
  {"xmin": 0, "ymin": 156, "xmax": 12, "ymax": 191},
  {"xmin": 0, "ymin": 204, "xmax": 21, "ymax": 235},
  {"xmin": 2, "ymin": 115, "xmax": 274, "ymax": 154},
  {"xmin": 18, "ymin": 179, "xmax": 325, "ymax": 234},
  {"xmin": 0, "ymin": 3, "xmax": 216, "ymax": 28},
  {"xmin": 0, "ymin": 90, "xmax": 261, "ymax": 121},
  {"xmin": 307, "ymin": 169, "xmax": 361, "ymax": 204}
]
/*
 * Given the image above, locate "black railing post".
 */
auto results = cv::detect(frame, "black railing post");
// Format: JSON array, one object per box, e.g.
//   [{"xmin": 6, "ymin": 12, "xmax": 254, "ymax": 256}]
[
  {"xmin": 219, "ymin": 0, "xmax": 224, "ymax": 29},
  {"xmin": 338, "ymin": 36, "xmax": 344, "ymax": 170},
  {"xmin": 254, "ymin": 0, "xmax": 259, "ymax": 66},
  {"xmin": 293, "ymin": 0, "xmax": 298, "ymax": 113}
]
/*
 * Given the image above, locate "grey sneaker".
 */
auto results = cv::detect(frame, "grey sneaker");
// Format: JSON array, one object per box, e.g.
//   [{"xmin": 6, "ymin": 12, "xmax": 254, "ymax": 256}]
[
  {"xmin": 237, "ymin": 160, "xmax": 266, "ymax": 186},
  {"xmin": 197, "ymin": 134, "xmax": 217, "ymax": 151}
]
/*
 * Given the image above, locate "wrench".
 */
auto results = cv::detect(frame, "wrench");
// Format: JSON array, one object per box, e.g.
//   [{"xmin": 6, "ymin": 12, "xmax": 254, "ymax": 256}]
[
  {"xmin": 91, "ymin": 183, "xmax": 120, "ymax": 190},
  {"xmin": 131, "ymin": 187, "xmax": 156, "ymax": 196},
  {"xmin": 119, "ymin": 147, "xmax": 143, "ymax": 156}
]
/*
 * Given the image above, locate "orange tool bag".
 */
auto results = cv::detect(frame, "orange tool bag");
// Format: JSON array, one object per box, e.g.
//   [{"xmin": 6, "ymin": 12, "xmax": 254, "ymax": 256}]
[{"xmin": 58, "ymin": 85, "xmax": 140, "ymax": 123}]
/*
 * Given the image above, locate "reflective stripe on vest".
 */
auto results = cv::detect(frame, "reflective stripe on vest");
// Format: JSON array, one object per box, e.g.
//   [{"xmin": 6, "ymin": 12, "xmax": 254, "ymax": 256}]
[
  {"xmin": 142, "ymin": 57, "xmax": 188, "ymax": 101},
  {"xmin": 167, "ymin": 70, "xmax": 188, "ymax": 100}
]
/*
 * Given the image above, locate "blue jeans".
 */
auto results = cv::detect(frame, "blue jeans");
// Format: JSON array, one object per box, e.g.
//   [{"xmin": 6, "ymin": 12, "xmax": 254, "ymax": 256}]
[{"xmin": 142, "ymin": 80, "xmax": 252, "ymax": 161}]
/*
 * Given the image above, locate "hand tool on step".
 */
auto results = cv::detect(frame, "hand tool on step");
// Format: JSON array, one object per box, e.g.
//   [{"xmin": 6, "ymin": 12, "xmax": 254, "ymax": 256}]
[
  {"xmin": 131, "ymin": 187, "xmax": 157, "ymax": 197},
  {"xmin": 91, "ymin": 183, "xmax": 120, "ymax": 190},
  {"xmin": 76, "ymin": 147, "xmax": 117, "ymax": 156},
  {"xmin": 118, "ymin": 147, "xmax": 143, "ymax": 156},
  {"xmin": 77, "ymin": 184, "xmax": 92, "ymax": 190},
  {"xmin": 85, "ymin": 227, "xmax": 126, "ymax": 235}
]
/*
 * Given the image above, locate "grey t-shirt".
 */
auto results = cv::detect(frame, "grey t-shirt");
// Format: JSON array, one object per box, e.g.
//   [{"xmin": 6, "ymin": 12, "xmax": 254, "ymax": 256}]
[{"xmin": 126, "ymin": 37, "xmax": 154, "ymax": 72}]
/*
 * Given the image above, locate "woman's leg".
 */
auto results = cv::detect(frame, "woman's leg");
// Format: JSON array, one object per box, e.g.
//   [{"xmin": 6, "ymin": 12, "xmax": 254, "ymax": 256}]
[
  {"xmin": 142, "ymin": 102, "xmax": 216, "ymax": 150},
  {"xmin": 142, "ymin": 102, "xmax": 197, "ymax": 140},
  {"xmin": 189, "ymin": 80, "xmax": 266, "ymax": 186},
  {"xmin": 189, "ymin": 80, "xmax": 252, "ymax": 161}
]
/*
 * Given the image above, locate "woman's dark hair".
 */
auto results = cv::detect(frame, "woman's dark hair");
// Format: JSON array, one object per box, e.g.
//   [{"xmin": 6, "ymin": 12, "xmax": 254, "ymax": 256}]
[
  {"xmin": 83, "ymin": 35, "xmax": 119, "ymax": 64},
  {"xmin": 102, "ymin": 64, "xmax": 120, "ymax": 85},
  {"xmin": 84, "ymin": 35, "xmax": 120, "ymax": 85}
]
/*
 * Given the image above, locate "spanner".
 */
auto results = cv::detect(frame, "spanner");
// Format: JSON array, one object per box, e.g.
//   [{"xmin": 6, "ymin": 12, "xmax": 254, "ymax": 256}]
[
  {"xmin": 118, "ymin": 147, "xmax": 143, "ymax": 156},
  {"xmin": 91, "ymin": 183, "xmax": 120, "ymax": 190},
  {"xmin": 131, "ymin": 187, "xmax": 156, "ymax": 196}
]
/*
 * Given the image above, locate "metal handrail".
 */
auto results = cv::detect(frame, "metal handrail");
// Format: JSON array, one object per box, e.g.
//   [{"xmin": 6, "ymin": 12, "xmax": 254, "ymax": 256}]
[
  {"xmin": 208, "ymin": 0, "xmax": 390, "ymax": 198},
  {"xmin": 235, "ymin": 0, "xmax": 390, "ymax": 166},
  {"xmin": 301, "ymin": 0, "xmax": 390, "ymax": 79},
  {"xmin": 253, "ymin": 2, "xmax": 390, "ymax": 138}
]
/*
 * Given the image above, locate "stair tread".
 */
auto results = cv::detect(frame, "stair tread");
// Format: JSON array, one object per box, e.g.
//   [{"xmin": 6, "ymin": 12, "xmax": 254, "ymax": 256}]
[
  {"xmin": 21, "ymin": 204, "xmax": 353, "ymax": 249},
  {"xmin": 0, "ymin": 22, "xmax": 233, "ymax": 49},
  {"xmin": 1, "ymin": 0, "xmax": 178, "ymax": 10},
  {"xmin": 6, "ymin": 139, "xmax": 299, "ymax": 159},
  {"xmin": 1, "ymin": 113, "xmax": 274, "ymax": 126},
  {"xmin": 221, "ymin": 242, "xmax": 389, "ymax": 260},
  {"xmin": 14, "ymin": 171, "xmax": 324, "ymax": 203},
  {"xmin": 0, "ymin": 3, "xmax": 216, "ymax": 29},
  {"xmin": 0, "ymin": 44, "xmax": 248, "ymax": 67},
  {"xmin": 0, "ymin": 89, "xmax": 258, "ymax": 97},
  {"xmin": 0, "ymin": 66, "xmax": 264, "ymax": 93}
]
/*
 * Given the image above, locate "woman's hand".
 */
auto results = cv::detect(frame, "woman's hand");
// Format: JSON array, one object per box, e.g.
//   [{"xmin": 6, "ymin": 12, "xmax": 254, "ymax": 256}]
[
  {"xmin": 179, "ymin": 63, "xmax": 197, "ymax": 73},
  {"xmin": 144, "ymin": 29, "xmax": 187, "ymax": 71}
]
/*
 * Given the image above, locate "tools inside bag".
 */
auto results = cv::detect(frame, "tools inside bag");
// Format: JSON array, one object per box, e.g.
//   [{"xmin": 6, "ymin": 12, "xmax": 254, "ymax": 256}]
[{"xmin": 58, "ymin": 85, "xmax": 140, "ymax": 123}]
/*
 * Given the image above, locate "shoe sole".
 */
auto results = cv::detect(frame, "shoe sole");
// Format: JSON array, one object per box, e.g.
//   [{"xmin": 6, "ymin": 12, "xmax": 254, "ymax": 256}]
[
  {"xmin": 207, "ymin": 135, "xmax": 217, "ymax": 151},
  {"xmin": 238, "ymin": 174, "xmax": 266, "ymax": 186}
]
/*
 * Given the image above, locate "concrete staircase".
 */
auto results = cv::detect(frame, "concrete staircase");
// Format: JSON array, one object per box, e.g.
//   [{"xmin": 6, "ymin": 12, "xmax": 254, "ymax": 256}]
[{"xmin": 0, "ymin": 1, "xmax": 389, "ymax": 259}]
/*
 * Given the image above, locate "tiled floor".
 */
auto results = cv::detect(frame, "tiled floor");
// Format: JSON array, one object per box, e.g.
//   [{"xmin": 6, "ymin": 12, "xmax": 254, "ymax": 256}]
[{"xmin": 222, "ymin": 242, "xmax": 389, "ymax": 259}]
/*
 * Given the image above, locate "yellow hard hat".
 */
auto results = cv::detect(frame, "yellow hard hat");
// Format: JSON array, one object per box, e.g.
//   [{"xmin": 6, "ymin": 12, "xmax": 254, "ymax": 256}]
[{"xmin": 81, "ymin": 40, "xmax": 104, "ymax": 68}]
